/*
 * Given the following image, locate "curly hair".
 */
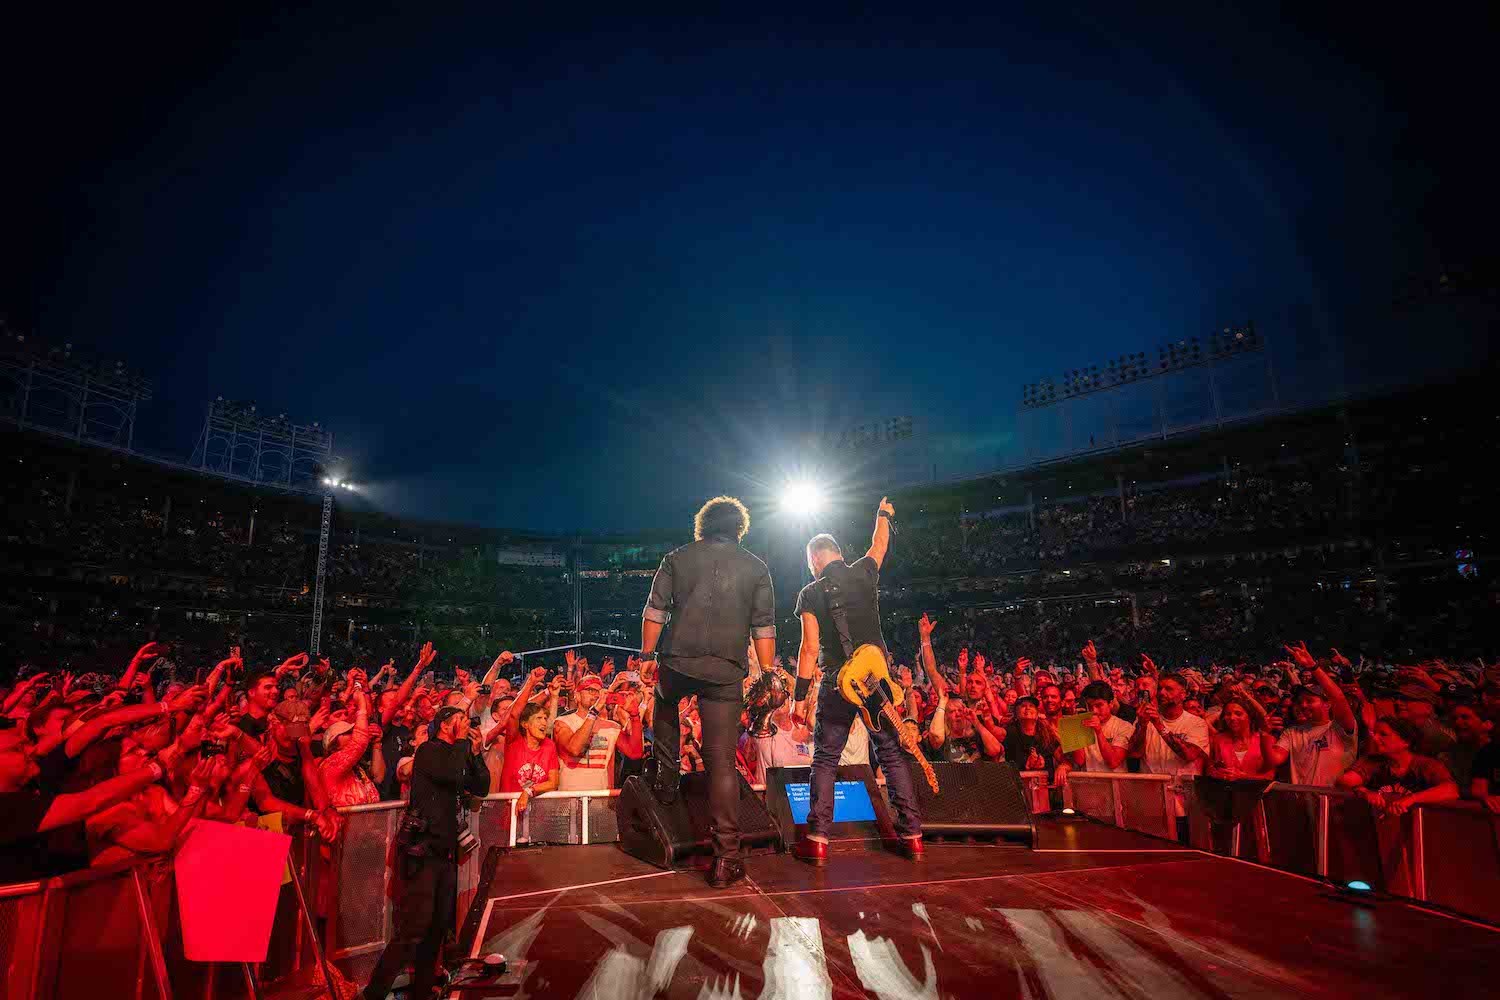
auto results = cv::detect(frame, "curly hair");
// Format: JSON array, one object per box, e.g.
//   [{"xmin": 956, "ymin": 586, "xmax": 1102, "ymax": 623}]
[{"xmin": 694, "ymin": 496, "xmax": 750, "ymax": 542}]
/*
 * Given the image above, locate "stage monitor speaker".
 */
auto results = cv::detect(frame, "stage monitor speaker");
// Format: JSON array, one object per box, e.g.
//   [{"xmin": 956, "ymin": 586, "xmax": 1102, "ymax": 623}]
[
  {"xmin": 911, "ymin": 761, "xmax": 1034, "ymax": 843},
  {"xmin": 618, "ymin": 772, "xmax": 783, "ymax": 870}
]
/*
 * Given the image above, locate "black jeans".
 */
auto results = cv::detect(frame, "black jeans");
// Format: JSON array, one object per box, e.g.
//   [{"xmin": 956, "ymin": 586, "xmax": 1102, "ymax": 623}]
[
  {"xmin": 363, "ymin": 853, "xmax": 457, "ymax": 1000},
  {"xmin": 808, "ymin": 681, "xmax": 922, "ymax": 839},
  {"xmin": 653, "ymin": 661, "xmax": 744, "ymax": 859}
]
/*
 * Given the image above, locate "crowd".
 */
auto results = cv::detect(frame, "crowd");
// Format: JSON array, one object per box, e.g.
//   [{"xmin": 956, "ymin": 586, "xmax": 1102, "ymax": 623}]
[
  {"xmin": 890, "ymin": 468, "xmax": 1348, "ymax": 580},
  {"xmin": 5, "ymin": 611, "xmax": 1495, "ymax": 885}
]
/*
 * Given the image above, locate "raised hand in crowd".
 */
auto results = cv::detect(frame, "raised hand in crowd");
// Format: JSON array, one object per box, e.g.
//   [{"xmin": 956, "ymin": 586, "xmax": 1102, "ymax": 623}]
[{"xmin": 1283, "ymin": 640, "xmax": 1316, "ymax": 670}]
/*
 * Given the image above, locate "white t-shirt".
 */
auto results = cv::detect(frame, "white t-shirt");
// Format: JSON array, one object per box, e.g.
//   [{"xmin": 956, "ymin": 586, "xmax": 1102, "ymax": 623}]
[
  {"xmin": 1083, "ymin": 715, "xmax": 1133, "ymax": 774},
  {"xmin": 554, "ymin": 712, "xmax": 621, "ymax": 791},
  {"xmin": 1139, "ymin": 711, "xmax": 1212, "ymax": 817},
  {"xmin": 756, "ymin": 727, "xmax": 814, "ymax": 770},
  {"xmin": 840, "ymin": 716, "xmax": 870, "ymax": 766},
  {"xmin": 1276, "ymin": 719, "xmax": 1357, "ymax": 787}
]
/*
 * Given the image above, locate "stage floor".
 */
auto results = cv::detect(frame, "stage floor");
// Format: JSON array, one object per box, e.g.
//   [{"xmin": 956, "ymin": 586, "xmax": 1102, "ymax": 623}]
[{"xmin": 457, "ymin": 820, "xmax": 1499, "ymax": 999}]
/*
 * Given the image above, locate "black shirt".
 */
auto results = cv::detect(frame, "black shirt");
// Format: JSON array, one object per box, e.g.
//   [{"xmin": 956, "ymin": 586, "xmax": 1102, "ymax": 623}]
[
  {"xmin": 379, "ymin": 724, "xmax": 414, "ymax": 800},
  {"xmin": 1004, "ymin": 726, "xmax": 1059, "ymax": 774},
  {"xmin": 923, "ymin": 733, "xmax": 985, "ymax": 764},
  {"xmin": 1471, "ymin": 740, "xmax": 1499, "ymax": 794},
  {"xmin": 795, "ymin": 556, "xmax": 886, "ymax": 673},
  {"xmin": 0, "ymin": 789, "xmax": 57, "ymax": 883},
  {"xmin": 237, "ymin": 713, "xmax": 271, "ymax": 739},
  {"xmin": 406, "ymin": 739, "xmax": 490, "ymax": 853},
  {"xmin": 644, "ymin": 536, "xmax": 777, "ymax": 684},
  {"xmin": 262, "ymin": 756, "xmax": 308, "ymax": 809}
]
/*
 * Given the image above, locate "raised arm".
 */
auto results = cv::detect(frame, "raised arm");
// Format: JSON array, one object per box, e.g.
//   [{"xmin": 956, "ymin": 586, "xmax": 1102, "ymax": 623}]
[
  {"xmin": 52, "ymin": 685, "xmax": 206, "ymax": 760},
  {"xmin": 925, "ymin": 688, "xmax": 949, "ymax": 748},
  {"xmin": 39, "ymin": 720, "xmax": 205, "ymax": 834},
  {"xmin": 502, "ymin": 667, "xmax": 548, "ymax": 743},
  {"xmin": 865, "ymin": 496, "xmax": 895, "ymax": 569},
  {"xmin": 1081, "ymin": 640, "xmax": 1104, "ymax": 681},
  {"xmin": 116, "ymin": 642, "xmax": 163, "ymax": 694},
  {"xmin": 4, "ymin": 672, "xmax": 49, "ymax": 715},
  {"xmin": 383, "ymin": 642, "xmax": 437, "ymax": 727},
  {"xmin": 321, "ymin": 690, "xmax": 372, "ymax": 781}
]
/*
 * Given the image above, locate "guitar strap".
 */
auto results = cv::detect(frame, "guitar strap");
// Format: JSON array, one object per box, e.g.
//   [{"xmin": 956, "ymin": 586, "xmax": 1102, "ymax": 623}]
[{"xmin": 817, "ymin": 574, "xmax": 857, "ymax": 664}]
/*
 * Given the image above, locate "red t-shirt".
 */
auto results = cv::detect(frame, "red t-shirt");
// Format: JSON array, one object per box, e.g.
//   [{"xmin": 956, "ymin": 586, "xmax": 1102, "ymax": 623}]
[{"xmin": 500, "ymin": 735, "xmax": 559, "ymax": 793}]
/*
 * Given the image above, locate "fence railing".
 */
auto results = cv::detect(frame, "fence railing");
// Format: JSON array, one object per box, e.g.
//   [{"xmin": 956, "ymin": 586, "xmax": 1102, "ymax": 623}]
[
  {"xmin": 11, "ymin": 769, "xmax": 1495, "ymax": 998},
  {"xmin": 1062, "ymin": 770, "xmax": 1500, "ymax": 925},
  {"xmin": 2, "ymin": 827, "xmax": 329, "ymax": 1000},
  {"xmin": 1061, "ymin": 771, "xmax": 1178, "ymax": 840}
]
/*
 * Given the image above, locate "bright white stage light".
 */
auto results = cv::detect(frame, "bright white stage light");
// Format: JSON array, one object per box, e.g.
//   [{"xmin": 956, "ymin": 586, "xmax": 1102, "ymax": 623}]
[{"xmin": 782, "ymin": 482, "xmax": 825, "ymax": 516}]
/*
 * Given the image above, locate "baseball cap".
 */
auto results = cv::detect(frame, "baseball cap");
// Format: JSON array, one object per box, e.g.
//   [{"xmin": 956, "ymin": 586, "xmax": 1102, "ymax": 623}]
[
  {"xmin": 321, "ymin": 720, "xmax": 355, "ymax": 751},
  {"xmin": 1395, "ymin": 684, "xmax": 1439, "ymax": 705},
  {"xmin": 273, "ymin": 701, "xmax": 311, "ymax": 725},
  {"xmin": 427, "ymin": 705, "xmax": 466, "ymax": 738},
  {"xmin": 273, "ymin": 700, "xmax": 312, "ymax": 738}
]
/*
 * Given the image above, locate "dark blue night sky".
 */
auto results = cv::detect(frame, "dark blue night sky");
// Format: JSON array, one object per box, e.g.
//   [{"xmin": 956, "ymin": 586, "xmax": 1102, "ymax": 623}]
[{"xmin": 8, "ymin": 6, "xmax": 1493, "ymax": 532}]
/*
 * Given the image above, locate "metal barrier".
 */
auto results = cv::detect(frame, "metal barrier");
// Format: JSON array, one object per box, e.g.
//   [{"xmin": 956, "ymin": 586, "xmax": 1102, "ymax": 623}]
[
  {"xmin": 1063, "ymin": 772, "xmax": 1178, "ymax": 840},
  {"xmin": 1174, "ymin": 777, "xmax": 1500, "ymax": 925},
  {"xmin": 1, "ymin": 828, "xmax": 330, "ymax": 1000}
]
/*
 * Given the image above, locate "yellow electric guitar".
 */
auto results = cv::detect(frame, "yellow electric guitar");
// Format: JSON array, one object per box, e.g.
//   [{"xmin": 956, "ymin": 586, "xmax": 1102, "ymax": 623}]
[{"xmin": 837, "ymin": 644, "xmax": 940, "ymax": 794}]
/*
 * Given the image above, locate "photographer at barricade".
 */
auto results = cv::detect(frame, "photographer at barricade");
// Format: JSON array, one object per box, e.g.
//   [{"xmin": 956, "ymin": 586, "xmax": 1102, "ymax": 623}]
[{"xmin": 362, "ymin": 706, "xmax": 490, "ymax": 1000}]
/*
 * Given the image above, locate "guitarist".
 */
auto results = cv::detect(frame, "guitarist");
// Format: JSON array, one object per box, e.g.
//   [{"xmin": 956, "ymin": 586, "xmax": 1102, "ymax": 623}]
[{"xmin": 790, "ymin": 496, "xmax": 925, "ymax": 864}]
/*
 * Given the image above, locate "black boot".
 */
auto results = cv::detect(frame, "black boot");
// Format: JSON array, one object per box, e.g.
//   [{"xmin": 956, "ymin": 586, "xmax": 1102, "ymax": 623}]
[
  {"xmin": 706, "ymin": 856, "xmax": 746, "ymax": 889},
  {"xmin": 646, "ymin": 758, "xmax": 678, "ymax": 804}
]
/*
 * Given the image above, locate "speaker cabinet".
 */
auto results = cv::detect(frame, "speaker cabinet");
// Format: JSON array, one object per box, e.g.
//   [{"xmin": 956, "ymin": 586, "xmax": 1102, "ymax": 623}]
[
  {"xmin": 911, "ymin": 761, "xmax": 1034, "ymax": 842},
  {"xmin": 618, "ymin": 772, "xmax": 783, "ymax": 869}
]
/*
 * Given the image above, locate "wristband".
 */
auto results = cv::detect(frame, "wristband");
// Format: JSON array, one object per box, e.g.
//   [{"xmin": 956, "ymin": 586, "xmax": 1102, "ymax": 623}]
[
  {"xmin": 160, "ymin": 701, "xmax": 172, "ymax": 717},
  {"xmin": 146, "ymin": 761, "xmax": 165, "ymax": 782},
  {"xmin": 236, "ymin": 783, "xmax": 253, "ymax": 794},
  {"xmin": 586, "ymin": 707, "xmax": 599, "ymax": 720},
  {"xmin": 793, "ymin": 675, "xmax": 811, "ymax": 702}
]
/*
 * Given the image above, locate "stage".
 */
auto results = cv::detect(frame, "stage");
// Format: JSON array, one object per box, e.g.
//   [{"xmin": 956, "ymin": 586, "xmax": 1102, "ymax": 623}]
[{"xmin": 448, "ymin": 818, "xmax": 1500, "ymax": 998}]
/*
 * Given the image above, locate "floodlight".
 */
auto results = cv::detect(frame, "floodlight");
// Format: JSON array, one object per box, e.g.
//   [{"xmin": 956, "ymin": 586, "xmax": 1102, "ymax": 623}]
[{"xmin": 782, "ymin": 482, "xmax": 825, "ymax": 516}]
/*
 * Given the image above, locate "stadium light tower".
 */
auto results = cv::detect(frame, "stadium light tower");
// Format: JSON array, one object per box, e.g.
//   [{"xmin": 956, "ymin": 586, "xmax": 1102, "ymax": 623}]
[
  {"xmin": 192, "ymin": 397, "xmax": 335, "ymax": 491},
  {"xmin": 307, "ymin": 468, "xmax": 354, "ymax": 657}
]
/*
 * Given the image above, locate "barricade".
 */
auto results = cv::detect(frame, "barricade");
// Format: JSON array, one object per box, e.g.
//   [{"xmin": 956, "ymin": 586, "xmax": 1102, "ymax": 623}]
[
  {"xmin": 11, "ymin": 776, "xmax": 1495, "ymax": 996},
  {"xmin": 1062, "ymin": 771, "xmax": 1178, "ymax": 840},
  {"xmin": 1177, "ymin": 778, "xmax": 1500, "ymax": 925},
  {"xmin": 2, "ymin": 828, "xmax": 326, "ymax": 1000}
]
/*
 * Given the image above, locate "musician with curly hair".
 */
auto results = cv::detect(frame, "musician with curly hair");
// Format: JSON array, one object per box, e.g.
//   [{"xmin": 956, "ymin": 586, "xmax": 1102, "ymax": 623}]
[{"xmin": 640, "ymin": 495, "xmax": 777, "ymax": 889}]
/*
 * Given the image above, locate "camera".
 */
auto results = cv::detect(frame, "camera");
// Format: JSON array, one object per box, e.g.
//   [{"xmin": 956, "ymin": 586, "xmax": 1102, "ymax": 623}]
[
  {"xmin": 200, "ymin": 741, "xmax": 227, "ymax": 758},
  {"xmin": 456, "ymin": 825, "xmax": 479, "ymax": 864}
]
